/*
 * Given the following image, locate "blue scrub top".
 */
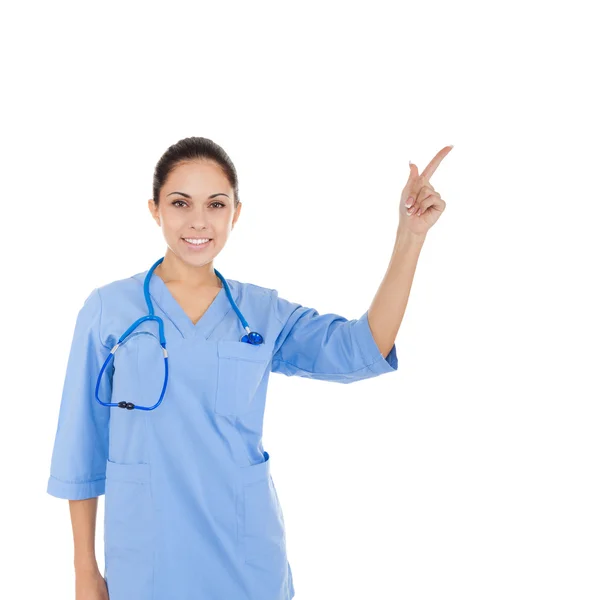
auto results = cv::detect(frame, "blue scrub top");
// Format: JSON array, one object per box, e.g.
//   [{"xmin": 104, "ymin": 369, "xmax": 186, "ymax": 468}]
[{"xmin": 46, "ymin": 265, "xmax": 398, "ymax": 600}]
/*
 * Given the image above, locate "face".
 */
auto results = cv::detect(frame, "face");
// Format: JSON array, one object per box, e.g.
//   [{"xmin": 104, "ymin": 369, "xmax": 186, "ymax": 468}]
[{"xmin": 148, "ymin": 160, "xmax": 241, "ymax": 268}]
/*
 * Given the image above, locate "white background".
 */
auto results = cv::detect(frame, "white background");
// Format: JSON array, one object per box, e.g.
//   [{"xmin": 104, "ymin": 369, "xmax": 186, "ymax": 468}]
[{"xmin": 1, "ymin": 1, "xmax": 597, "ymax": 598}]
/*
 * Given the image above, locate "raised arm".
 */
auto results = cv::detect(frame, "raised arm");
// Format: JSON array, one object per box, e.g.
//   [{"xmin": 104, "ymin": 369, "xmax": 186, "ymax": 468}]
[
  {"xmin": 367, "ymin": 229, "xmax": 426, "ymax": 358},
  {"xmin": 368, "ymin": 146, "xmax": 452, "ymax": 356}
]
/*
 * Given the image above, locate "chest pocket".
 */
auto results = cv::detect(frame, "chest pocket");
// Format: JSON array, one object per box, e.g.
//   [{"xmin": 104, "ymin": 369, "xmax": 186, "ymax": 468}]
[{"xmin": 215, "ymin": 341, "xmax": 273, "ymax": 417}]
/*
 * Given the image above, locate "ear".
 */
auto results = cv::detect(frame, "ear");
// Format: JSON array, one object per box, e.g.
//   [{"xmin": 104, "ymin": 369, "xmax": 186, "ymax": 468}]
[
  {"xmin": 231, "ymin": 201, "xmax": 242, "ymax": 230},
  {"xmin": 148, "ymin": 198, "xmax": 161, "ymax": 226}
]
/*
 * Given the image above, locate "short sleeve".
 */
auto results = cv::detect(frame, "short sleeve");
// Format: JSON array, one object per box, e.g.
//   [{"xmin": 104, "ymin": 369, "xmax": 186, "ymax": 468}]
[
  {"xmin": 270, "ymin": 289, "xmax": 398, "ymax": 383},
  {"xmin": 46, "ymin": 288, "xmax": 112, "ymax": 500}
]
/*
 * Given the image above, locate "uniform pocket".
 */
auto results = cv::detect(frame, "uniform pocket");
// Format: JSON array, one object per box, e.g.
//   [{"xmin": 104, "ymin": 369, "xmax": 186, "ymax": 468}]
[
  {"xmin": 239, "ymin": 451, "xmax": 288, "ymax": 568},
  {"xmin": 104, "ymin": 460, "xmax": 155, "ymax": 600},
  {"xmin": 215, "ymin": 341, "xmax": 272, "ymax": 416}
]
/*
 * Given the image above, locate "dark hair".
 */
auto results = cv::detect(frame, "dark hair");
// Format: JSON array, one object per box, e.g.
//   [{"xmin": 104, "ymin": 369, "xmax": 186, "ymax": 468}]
[{"xmin": 152, "ymin": 137, "xmax": 239, "ymax": 208}]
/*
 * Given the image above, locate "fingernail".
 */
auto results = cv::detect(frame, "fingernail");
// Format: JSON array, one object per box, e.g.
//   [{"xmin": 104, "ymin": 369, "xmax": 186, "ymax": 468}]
[{"xmin": 406, "ymin": 197, "xmax": 414, "ymax": 208}]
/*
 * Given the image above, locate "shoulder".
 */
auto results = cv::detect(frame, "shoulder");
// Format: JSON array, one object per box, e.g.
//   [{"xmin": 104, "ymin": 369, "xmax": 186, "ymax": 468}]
[
  {"xmin": 73, "ymin": 273, "xmax": 144, "ymax": 323},
  {"xmin": 226, "ymin": 277, "xmax": 273, "ymax": 301},
  {"xmin": 225, "ymin": 278, "xmax": 297, "ymax": 323},
  {"xmin": 94, "ymin": 271, "xmax": 145, "ymax": 302},
  {"xmin": 75, "ymin": 272, "xmax": 138, "ymax": 311},
  {"xmin": 229, "ymin": 279, "xmax": 307, "ymax": 326}
]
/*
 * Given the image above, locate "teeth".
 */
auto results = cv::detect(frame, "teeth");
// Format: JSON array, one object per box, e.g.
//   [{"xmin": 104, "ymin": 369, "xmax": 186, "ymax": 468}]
[{"xmin": 184, "ymin": 238, "xmax": 210, "ymax": 245}]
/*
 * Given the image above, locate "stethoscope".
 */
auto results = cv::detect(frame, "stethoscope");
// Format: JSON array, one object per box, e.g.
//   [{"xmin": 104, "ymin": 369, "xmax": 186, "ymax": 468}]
[{"xmin": 94, "ymin": 256, "xmax": 264, "ymax": 411}]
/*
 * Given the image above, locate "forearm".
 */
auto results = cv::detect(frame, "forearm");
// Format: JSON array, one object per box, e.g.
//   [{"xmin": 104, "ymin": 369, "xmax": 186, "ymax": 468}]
[
  {"xmin": 367, "ymin": 226, "xmax": 426, "ymax": 357},
  {"xmin": 68, "ymin": 497, "xmax": 100, "ymax": 573}
]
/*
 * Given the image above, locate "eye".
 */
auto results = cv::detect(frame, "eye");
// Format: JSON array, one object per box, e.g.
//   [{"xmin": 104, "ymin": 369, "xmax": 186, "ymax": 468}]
[{"xmin": 172, "ymin": 200, "xmax": 225, "ymax": 208}]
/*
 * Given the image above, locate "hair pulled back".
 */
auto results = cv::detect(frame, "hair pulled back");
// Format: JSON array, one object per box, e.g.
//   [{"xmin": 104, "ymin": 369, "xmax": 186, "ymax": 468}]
[{"xmin": 152, "ymin": 137, "xmax": 239, "ymax": 208}]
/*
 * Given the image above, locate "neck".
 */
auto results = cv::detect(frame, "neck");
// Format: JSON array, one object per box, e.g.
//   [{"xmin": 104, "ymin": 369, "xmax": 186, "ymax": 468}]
[{"xmin": 156, "ymin": 250, "xmax": 220, "ymax": 288}]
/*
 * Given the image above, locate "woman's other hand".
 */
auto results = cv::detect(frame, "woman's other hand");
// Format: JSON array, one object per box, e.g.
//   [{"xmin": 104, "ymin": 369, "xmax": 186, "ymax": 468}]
[{"xmin": 75, "ymin": 566, "xmax": 109, "ymax": 600}]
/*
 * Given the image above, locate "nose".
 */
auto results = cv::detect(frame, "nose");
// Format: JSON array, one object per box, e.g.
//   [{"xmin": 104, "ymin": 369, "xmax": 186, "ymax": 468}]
[{"xmin": 187, "ymin": 204, "xmax": 211, "ymax": 230}]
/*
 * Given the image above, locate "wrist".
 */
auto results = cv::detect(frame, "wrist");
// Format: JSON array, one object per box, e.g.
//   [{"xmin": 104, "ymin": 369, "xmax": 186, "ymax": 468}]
[
  {"xmin": 395, "ymin": 226, "xmax": 426, "ymax": 248},
  {"xmin": 74, "ymin": 556, "xmax": 99, "ymax": 574}
]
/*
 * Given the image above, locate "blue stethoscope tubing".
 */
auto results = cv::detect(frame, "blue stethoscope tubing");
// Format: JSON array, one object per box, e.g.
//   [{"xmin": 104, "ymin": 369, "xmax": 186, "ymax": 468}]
[{"xmin": 94, "ymin": 257, "xmax": 264, "ymax": 411}]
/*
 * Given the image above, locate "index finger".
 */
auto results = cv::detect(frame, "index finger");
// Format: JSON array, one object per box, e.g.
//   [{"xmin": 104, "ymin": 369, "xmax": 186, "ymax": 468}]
[{"xmin": 421, "ymin": 145, "xmax": 453, "ymax": 181}]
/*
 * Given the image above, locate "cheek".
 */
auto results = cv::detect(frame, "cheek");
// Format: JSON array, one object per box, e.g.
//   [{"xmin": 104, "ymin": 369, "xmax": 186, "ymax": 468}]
[
  {"xmin": 214, "ymin": 211, "xmax": 233, "ymax": 232},
  {"xmin": 160, "ymin": 210, "xmax": 185, "ymax": 232}
]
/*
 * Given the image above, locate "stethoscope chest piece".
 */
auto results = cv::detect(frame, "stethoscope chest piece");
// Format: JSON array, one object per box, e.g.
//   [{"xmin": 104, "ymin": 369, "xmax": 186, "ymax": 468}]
[{"xmin": 241, "ymin": 330, "xmax": 264, "ymax": 345}]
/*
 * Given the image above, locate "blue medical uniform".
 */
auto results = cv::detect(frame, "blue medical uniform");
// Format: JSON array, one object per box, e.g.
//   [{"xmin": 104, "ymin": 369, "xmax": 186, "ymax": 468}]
[{"xmin": 46, "ymin": 265, "xmax": 398, "ymax": 600}]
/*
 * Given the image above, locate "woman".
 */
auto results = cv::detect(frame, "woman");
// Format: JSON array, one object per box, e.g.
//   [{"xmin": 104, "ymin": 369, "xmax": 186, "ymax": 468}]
[{"xmin": 46, "ymin": 136, "xmax": 452, "ymax": 599}]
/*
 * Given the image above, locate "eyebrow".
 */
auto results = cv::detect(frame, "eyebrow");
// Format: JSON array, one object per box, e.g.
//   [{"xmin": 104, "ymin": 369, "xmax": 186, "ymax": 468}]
[{"xmin": 167, "ymin": 191, "xmax": 230, "ymax": 200}]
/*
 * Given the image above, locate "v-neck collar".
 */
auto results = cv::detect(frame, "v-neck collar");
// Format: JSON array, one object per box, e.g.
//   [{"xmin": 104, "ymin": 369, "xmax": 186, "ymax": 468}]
[{"xmin": 132, "ymin": 267, "xmax": 238, "ymax": 340}]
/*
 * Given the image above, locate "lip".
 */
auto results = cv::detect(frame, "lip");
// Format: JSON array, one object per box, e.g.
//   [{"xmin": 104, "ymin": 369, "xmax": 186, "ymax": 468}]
[{"xmin": 182, "ymin": 237, "xmax": 212, "ymax": 250}]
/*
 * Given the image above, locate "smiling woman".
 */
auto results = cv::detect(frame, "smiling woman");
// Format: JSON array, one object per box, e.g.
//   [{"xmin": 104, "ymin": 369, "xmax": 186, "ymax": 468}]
[
  {"xmin": 46, "ymin": 135, "xmax": 400, "ymax": 600},
  {"xmin": 146, "ymin": 138, "xmax": 242, "ymax": 286}
]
